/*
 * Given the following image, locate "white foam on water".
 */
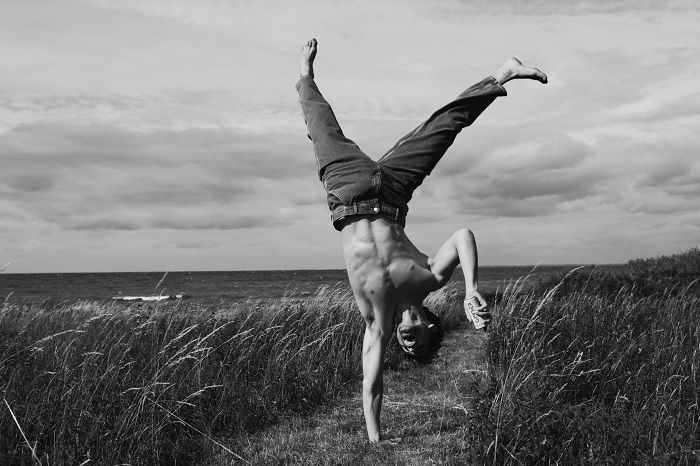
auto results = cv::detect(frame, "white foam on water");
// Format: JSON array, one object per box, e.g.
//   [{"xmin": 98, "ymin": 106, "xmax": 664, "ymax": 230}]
[{"xmin": 112, "ymin": 294, "xmax": 185, "ymax": 301}]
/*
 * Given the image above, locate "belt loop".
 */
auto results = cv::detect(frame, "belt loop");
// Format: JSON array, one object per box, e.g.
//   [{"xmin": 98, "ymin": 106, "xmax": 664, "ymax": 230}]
[
  {"xmin": 394, "ymin": 207, "xmax": 399, "ymax": 221},
  {"xmin": 353, "ymin": 203, "xmax": 358, "ymax": 214}
]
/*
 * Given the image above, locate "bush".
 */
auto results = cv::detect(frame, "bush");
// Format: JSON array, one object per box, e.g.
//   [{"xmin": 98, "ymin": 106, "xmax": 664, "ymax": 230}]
[{"xmin": 533, "ymin": 248, "xmax": 700, "ymax": 299}]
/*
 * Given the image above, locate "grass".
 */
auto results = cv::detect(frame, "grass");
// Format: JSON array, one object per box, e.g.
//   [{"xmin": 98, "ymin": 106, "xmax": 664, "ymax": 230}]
[
  {"xmin": 214, "ymin": 325, "xmax": 489, "ymax": 465},
  {"xmin": 217, "ymin": 250, "xmax": 700, "ymax": 464},
  {"xmin": 0, "ymin": 282, "xmax": 465, "ymax": 464},
  {"xmin": 1, "ymin": 286, "xmax": 359, "ymax": 464},
  {"xmin": 473, "ymin": 248, "xmax": 700, "ymax": 464},
  {"xmin": 2, "ymin": 249, "xmax": 698, "ymax": 464}
]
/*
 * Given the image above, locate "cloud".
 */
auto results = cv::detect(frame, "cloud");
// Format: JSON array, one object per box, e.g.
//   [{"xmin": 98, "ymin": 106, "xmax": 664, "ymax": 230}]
[
  {"xmin": 1, "ymin": 121, "xmax": 311, "ymax": 175},
  {"xmin": 475, "ymin": 134, "xmax": 595, "ymax": 174},
  {"xmin": 418, "ymin": 132, "xmax": 601, "ymax": 218},
  {"xmin": 2, "ymin": 0, "xmax": 699, "ymax": 270},
  {"xmin": 636, "ymin": 152, "xmax": 697, "ymax": 189},
  {"xmin": 446, "ymin": 0, "xmax": 699, "ymax": 15},
  {"xmin": 175, "ymin": 239, "xmax": 220, "ymax": 249},
  {"xmin": 627, "ymin": 195, "xmax": 698, "ymax": 215},
  {"xmin": 64, "ymin": 204, "xmax": 295, "ymax": 232},
  {"xmin": 78, "ymin": 0, "xmax": 700, "ymax": 29},
  {"xmin": 151, "ymin": 214, "xmax": 285, "ymax": 230},
  {"xmin": 71, "ymin": 218, "xmax": 140, "ymax": 231},
  {"xmin": 4, "ymin": 174, "xmax": 55, "ymax": 192},
  {"xmin": 0, "ymin": 120, "xmax": 318, "ymax": 233},
  {"xmin": 116, "ymin": 183, "xmax": 251, "ymax": 207}
]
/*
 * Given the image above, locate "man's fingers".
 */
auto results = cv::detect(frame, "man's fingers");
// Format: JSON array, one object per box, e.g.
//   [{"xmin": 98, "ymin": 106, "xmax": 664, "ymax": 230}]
[
  {"xmin": 472, "ymin": 293, "xmax": 488, "ymax": 309},
  {"xmin": 476, "ymin": 310, "xmax": 492, "ymax": 321}
]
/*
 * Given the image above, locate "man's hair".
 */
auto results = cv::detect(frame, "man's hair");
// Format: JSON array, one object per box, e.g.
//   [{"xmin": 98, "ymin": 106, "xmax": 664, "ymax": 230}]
[{"xmin": 406, "ymin": 307, "xmax": 444, "ymax": 363}]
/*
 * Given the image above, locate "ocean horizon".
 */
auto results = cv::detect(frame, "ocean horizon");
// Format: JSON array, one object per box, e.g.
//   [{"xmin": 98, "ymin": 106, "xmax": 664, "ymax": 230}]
[{"xmin": 0, "ymin": 264, "xmax": 620, "ymax": 305}]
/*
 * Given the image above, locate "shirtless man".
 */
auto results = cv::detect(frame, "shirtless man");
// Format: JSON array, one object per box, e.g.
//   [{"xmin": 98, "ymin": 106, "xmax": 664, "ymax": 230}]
[{"xmin": 296, "ymin": 38, "xmax": 547, "ymax": 442}]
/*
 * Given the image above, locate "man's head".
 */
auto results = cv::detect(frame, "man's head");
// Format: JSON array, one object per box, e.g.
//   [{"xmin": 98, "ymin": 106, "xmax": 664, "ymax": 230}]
[{"xmin": 395, "ymin": 305, "xmax": 444, "ymax": 362}]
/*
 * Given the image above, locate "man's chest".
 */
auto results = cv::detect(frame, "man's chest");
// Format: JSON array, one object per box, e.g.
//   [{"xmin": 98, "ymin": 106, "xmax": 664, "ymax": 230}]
[{"xmin": 386, "ymin": 257, "xmax": 435, "ymax": 295}]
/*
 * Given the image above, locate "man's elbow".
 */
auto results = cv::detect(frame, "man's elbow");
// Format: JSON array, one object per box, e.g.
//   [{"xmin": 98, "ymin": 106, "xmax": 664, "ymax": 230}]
[
  {"xmin": 363, "ymin": 377, "xmax": 383, "ymax": 396},
  {"xmin": 365, "ymin": 320, "xmax": 391, "ymax": 346},
  {"xmin": 455, "ymin": 227, "xmax": 475, "ymax": 241}
]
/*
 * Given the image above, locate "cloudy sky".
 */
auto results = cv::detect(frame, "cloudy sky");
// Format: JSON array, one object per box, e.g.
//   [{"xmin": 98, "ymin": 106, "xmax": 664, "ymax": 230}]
[{"xmin": 1, "ymin": 0, "xmax": 698, "ymax": 272}]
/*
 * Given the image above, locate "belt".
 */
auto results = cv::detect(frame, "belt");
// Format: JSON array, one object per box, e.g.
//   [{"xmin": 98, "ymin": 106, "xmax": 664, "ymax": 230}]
[{"xmin": 330, "ymin": 199, "xmax": 405, "ymax": 230}]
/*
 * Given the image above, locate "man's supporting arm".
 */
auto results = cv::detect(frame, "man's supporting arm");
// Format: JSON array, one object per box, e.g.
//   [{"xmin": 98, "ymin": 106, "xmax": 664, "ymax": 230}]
[{"xmin": 362, "ymin": 319, "xmax": 390, "ymax": 442}]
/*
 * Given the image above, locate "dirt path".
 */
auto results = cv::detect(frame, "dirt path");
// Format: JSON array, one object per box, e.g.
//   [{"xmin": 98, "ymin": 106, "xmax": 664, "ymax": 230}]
[{"xmin": 215, "ymin": 326, "xmax": 489, "ymax": 465}]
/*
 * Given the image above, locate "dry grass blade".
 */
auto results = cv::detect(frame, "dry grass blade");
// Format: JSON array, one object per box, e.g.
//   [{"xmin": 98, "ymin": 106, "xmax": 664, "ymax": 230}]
[
  {"xmin": 4, "ymin": 399, "xmax": 42, "ymax": 465},
  {"xmin": 149, "ymin": 399, "xmax": 248, "ymax": 464}
]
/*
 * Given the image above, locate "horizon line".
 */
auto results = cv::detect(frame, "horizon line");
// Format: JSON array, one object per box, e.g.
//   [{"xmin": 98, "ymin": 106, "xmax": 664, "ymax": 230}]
[{"xmin": 1, "ymin": 263, "xmax": 626, "ymax": 275}]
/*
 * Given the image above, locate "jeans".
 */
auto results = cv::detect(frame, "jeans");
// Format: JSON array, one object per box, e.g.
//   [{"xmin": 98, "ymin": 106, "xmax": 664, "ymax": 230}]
[{"xmin": 296, "ymin": 75, "xmax": 506, "ymax": 231}]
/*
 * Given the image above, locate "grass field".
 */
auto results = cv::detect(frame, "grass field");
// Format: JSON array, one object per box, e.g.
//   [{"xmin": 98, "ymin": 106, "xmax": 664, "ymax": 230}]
[
  {"xmin": 1, "ymin": 249, "xmax": 698, "ymax": 464},
  {"xmin": 0, "ymin": 283, "xmax": 463, "ymax": 464},
  {"xmin": 0, "ymin": 286, "xmax": 363, "ymax": 464},
  {"xmin": 474, "ymin": 248, "xmax": 700, "ymax": 464}
]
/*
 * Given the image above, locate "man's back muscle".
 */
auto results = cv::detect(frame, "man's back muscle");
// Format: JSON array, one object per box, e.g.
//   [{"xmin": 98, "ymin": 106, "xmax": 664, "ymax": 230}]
[{"xmin": 341, "ymin": 217, "xmax": 437, "ymax": 323}]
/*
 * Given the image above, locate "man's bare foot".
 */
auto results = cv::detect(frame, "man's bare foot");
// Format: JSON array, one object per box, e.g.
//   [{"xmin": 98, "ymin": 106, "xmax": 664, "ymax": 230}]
[
  {"xmin": 300, "ymin": 38, "xmax": 317, "ymax": 79},
  {"xmin": 493, "ymin": 57, "xmax": 547, "ymax": 86}
]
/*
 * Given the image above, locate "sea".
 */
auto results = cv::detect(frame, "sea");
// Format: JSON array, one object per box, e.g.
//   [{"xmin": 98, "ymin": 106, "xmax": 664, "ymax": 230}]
[{"xmin": 0, "ymin": 265, "xmax": 588, "ymax": 305}]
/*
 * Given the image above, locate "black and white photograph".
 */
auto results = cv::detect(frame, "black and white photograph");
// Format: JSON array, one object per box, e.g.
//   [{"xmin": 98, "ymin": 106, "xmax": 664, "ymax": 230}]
[{"xmin": 1, "ymin": 1, "xmax": 698, "ymax": 464}]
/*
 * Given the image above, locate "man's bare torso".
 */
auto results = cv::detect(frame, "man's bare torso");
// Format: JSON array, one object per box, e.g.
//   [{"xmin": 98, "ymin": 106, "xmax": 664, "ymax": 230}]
[{"xmin": 341, "ymin": 216, "xmax": 440, "ymax": 323}]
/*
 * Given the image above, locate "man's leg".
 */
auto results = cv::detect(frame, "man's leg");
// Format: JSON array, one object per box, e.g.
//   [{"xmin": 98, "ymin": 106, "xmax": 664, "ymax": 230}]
[
  {"xmin": 297, "ymin": 39, "xmax": 371, "ymax": 182},
  {"xmin": 377, "ymin": 58, "xmax": 547, "ymax": 203}
]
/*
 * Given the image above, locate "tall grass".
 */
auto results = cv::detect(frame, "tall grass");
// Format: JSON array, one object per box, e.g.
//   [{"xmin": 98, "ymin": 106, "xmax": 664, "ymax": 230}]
[
  {"xmin": 7, "ymin": 247, "xmax": 695, "ymax": 464},
  {"xmin": 0, "ymin": 282, "xmax": 463, "ymax": 464},
  {"xmin": 0, "ymin": 285, "xmax": 360, "ymax": 463},
  {"xmin": 471, "ymin": 249, "xmax": 700, "ymax": 464}
]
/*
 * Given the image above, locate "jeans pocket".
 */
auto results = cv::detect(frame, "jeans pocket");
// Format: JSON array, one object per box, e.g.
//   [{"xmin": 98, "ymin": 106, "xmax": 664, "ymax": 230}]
[{"xmin": 327, "ymin": 188, "xmax": 348, "ymax": 205}]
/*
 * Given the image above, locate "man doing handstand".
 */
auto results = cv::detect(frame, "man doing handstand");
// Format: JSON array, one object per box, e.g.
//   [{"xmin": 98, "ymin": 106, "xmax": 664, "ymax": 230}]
[{"xmin": 296, "ymin": 38, "xmax": 547, "ymax": 442}]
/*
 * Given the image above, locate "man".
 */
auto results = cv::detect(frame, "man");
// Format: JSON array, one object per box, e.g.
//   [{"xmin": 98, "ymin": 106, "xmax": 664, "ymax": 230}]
[{"xmin": 296, "ymin": 38, "xmax": 547, "ymax": 442}]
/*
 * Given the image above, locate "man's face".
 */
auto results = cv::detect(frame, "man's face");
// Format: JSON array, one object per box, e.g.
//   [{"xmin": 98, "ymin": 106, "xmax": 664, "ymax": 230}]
[{"xmin": 396, "ymin": 307, "xmax": 431, "ymax": 356}]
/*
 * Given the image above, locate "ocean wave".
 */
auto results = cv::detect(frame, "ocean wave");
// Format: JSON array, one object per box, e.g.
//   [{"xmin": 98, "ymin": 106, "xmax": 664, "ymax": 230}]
[{"xmin": 111, "ymin": 294, "xmax": 186, "ymax": 302}]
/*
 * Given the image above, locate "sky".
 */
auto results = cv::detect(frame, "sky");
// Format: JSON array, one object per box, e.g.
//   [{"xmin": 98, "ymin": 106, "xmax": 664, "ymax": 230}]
[{"xmin": 1, "ymin": 0, "xmax": 699, "ymax": 272}]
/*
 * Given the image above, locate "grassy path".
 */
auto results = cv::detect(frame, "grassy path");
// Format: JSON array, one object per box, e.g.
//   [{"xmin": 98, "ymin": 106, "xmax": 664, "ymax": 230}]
[{"xmin": 214, "ymin": 326, "xmax": 488, "ymax": 465}]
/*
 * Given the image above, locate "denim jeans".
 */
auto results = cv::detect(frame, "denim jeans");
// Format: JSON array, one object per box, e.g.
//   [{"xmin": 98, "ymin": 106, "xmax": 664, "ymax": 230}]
[{"xmin": 296, "ymin": 75, "xmax": 506, "ymax": 231}]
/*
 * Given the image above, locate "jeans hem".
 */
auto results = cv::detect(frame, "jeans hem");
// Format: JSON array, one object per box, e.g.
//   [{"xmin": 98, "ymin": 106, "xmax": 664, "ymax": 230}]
[
  {"xmin": 487, "ymin": 76, "xmax": 508, "ymax": 96},
  {"xmin": 295, "ymin": 75, "xmax": 314, "ymax": 90}
]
